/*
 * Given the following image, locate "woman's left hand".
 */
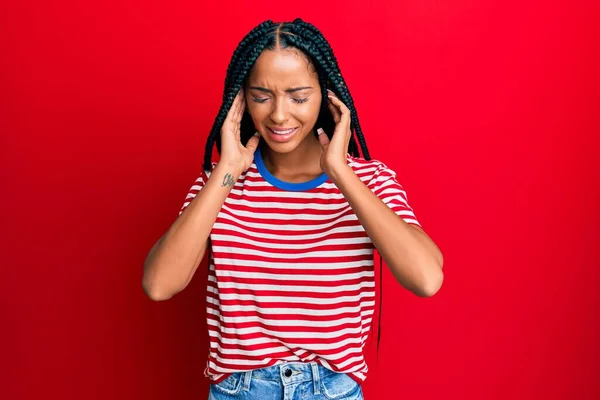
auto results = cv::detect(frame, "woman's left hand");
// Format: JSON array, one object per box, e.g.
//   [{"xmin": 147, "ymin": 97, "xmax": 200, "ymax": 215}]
[{"xmin": 318, "ymin": 89, "xmax": 352, "ymax": 176}]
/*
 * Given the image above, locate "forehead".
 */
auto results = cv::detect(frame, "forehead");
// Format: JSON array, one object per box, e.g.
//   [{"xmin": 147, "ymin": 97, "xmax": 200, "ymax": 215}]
[{"xmin": 247, "ymin": 49, "xmax": 318, "ymax": 87}]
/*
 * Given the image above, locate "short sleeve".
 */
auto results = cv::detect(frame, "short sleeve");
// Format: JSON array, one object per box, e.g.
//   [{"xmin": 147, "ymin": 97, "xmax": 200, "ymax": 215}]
[
  {"xmin": 178, "ymin": 162, "xmax": 218, "ymax": 216},
  {"xmin": 367, "ymin": 161, "xmax": 421, "ymax": 227}
]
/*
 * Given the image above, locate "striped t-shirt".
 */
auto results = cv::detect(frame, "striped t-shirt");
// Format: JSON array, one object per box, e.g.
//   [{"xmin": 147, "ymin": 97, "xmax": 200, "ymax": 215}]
[{"xmin": 178, "ymin": 146, "xmax": 421, "ymax": 384}]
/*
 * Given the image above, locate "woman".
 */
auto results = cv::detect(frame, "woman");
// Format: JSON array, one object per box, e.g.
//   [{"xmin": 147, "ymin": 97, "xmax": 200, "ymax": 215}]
[{"xmin": 143, "ymin": 18, "xmax": 444, "ymax": 400}]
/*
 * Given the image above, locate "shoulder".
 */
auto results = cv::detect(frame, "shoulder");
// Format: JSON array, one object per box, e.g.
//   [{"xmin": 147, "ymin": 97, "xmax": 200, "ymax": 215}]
[
  {"xmin": 345, "ymin": 153, "xmax": 398, "ymax": 179},
  {"xmin": 346, "ymin": 153, "xmax": 393, "ymax": 169}
]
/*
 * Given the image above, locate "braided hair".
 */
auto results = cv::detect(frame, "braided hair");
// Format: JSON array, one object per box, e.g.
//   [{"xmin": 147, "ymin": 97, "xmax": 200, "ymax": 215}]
[
  {"xmin": 202, "ymin": 18, "xmax": 373, "ymax": 172},
  {"xmin": 203, "ymin": 18, "xmax": 386, "ymax": 361}
]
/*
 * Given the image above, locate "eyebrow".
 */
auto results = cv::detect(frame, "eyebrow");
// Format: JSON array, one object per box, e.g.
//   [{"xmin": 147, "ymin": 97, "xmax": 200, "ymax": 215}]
[{"xmin": 248, "ymin": 86, "xmax": 314, "ymax": 94}]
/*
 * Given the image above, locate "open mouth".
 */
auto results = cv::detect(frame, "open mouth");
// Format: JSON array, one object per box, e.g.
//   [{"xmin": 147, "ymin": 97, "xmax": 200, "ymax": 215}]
[{"xmin": 267, "ymin": 127, "xmax": 298, "ymax": 142}]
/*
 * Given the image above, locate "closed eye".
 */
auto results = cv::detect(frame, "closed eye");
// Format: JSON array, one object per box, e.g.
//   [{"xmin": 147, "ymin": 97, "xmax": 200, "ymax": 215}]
[{"xmin": 252, "ymin": 97, "xmax": 309, "ymax": 104}]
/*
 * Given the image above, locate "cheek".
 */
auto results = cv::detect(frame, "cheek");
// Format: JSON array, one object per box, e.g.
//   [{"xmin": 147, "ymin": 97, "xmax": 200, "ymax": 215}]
[
  {"xmin": 297, "ymin": 101, "xmax": 321, "ymax": 123},
  {"xmin": 246, "ymin": 104, "xmax": 266, "ymax": 123}
]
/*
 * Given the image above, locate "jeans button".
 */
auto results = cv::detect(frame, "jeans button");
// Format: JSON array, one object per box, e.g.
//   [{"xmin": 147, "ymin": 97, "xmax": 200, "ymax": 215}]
[{"xmin": 284, "ymin": 369, "xmax": 292, "ymax": 377}]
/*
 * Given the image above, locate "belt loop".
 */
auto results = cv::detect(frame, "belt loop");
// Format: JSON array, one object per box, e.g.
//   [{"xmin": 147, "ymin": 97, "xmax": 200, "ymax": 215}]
[
  {"xmin": 310, "ymin": 361, "xmax": 321, "ymax": 395},
  {"xmin": 243, "ymin": 370, "xmax": 252, "ymax": 392}
]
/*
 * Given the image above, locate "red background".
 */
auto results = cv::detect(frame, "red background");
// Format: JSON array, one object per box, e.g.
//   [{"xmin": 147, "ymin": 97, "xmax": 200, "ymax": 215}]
[{"xmin": 2, "ymin": 1, "xmax": 599, "ymax": 399}]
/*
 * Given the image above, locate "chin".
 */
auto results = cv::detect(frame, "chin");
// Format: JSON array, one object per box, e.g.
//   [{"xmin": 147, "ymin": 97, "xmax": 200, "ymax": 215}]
[{"xmin": 263, "ymin": 139, "xmax": 301, "ymax": 153}]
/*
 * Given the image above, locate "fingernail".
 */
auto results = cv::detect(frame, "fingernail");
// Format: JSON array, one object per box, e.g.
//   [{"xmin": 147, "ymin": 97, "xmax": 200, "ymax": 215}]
[
  {"xmin": 317, "ymin": 128, "xmax": 324, "ymax": 136},
  {"xmin": 327, "ymin": 89, "xmax": 334, "ymax": 95},
  {"xmin": 254, "ymin": 131, "xmax": 259, "ymax": 136}
]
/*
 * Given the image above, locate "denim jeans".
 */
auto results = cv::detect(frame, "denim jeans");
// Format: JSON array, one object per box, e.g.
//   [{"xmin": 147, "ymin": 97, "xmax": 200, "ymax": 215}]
[{"xmin": 208, "ymin": 361, "xmax": 365, "ymax": 400}]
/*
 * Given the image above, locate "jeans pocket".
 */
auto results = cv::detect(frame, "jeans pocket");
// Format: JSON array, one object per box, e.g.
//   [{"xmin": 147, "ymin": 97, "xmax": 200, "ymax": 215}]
[
  {"xmin": 211, "ymin": 372, "xmax": 244, "ymax": 396},
  {"xmin": 320, "ymin": 372, "xmax": 361, "ymax": 400}
]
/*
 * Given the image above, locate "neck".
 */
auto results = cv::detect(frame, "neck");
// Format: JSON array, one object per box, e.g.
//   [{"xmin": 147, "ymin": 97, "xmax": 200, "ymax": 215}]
[{"xmin": 260, "ymin": 131, "xmax": 323, "ymax": 177}]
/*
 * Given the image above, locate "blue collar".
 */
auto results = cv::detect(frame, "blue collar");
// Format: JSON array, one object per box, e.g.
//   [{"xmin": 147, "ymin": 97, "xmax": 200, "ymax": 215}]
[{"xmin": 254, "ymin": 146, "xmax": 329, "ymax": 191}]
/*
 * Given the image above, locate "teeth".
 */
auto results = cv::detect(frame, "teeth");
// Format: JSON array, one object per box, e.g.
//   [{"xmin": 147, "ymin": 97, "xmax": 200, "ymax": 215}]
[{"xmin": 270, "ymin": 128, "xmax": 296, "ymax": 135}]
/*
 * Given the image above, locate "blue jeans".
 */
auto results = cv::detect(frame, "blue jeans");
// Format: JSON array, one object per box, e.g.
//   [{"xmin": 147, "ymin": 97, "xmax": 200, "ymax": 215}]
[{"xmin": 208, "ymin": 361, "xmax": 365, "ymax": 400}]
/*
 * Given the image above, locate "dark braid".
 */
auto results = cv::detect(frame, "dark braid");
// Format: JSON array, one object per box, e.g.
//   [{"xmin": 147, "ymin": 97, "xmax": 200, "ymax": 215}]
[
  {"xmin": 203, "ymin": 24, "xmax": 275, "ymax": 171},
  {"xmin": 223, "ymin": 21, "xmax": 275, "ymax": 90},
  {"xmin": 214, "ymin": 35, "xmax": 273, "ymax": 156},
  {"xmin": 290, "ymin": 19, "xmax": 371, "ymax": 159}
]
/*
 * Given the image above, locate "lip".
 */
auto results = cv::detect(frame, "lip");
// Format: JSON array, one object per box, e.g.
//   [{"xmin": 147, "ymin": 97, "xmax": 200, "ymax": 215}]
[
  {"xmin": 266, "ymin": 127, "xmax": 298, "ymax": 142},
  {"xmin": 268, "ymin": 127, "xmax": 298, "ymax": 132}
]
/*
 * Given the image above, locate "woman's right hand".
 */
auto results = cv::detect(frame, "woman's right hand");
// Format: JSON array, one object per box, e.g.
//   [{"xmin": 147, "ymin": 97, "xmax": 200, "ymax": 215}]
[{"xmin": 219, "ymin": 88, "xmax": 261, "ymax": 175}]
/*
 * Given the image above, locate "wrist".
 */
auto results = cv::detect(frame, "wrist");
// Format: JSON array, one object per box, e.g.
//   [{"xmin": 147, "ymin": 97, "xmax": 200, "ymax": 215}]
[
  {"xmin": 212, "ymin": 163, "xmax": 241, "ymax": 190},
  {"xmin": 215, "ymin": 160, "xmax": 243, "ymax": 178},
  {"xmin": 326, "ymin": 163, "xmax": 353, "ymax": 184}
]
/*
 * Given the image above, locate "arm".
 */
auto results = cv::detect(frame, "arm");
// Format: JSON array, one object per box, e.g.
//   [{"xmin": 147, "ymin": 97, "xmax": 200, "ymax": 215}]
[
  {"xmin": 319, "ymin": 92, "xmax": 443, "ymax": 298},
  {"xmin": 141, "ymin": 163, "xmax": 240, "ymax": 301},
  {"xmin": 329, "ymin": 164, "xmax": 444, "ymax": 297}
]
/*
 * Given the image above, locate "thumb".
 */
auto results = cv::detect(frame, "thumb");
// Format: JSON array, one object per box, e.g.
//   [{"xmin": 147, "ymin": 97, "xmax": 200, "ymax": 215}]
[
  {"xmin": 317, "ymin": 128, "xmax": 329, "ymax": 148},
  {"xmin": 245, "ymin": 131, "xmax": 261, "ymax": 153}
]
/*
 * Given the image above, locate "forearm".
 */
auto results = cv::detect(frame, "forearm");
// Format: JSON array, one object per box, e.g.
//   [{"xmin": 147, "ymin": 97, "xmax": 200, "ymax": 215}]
[
  {"xmin": 329, "ymin": 165, "xmax": 444, "ymax": 297},
  {"xmin": 142, "ymin": 163, "xmax": 239, "ymax": 301}
]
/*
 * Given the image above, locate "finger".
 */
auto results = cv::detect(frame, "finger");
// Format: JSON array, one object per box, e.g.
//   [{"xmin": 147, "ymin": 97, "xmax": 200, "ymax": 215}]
[
  {"xmin": 327, "ymin": 95, "xmax": 345, "ymax": 124},
  {"xmin": 235, "ymin": 87, "xmax": 246, "ymax": 122},
  {"xmin": 328, "ymin": 94, "xmax": 350, "ymax": 116},
  {"xmin": 329, "ymin": 95, "xmax": 351, "ymax": 131},
  {"xmin": 228, "ymin": 88, "xmax": 244, "ymax": 123},
  {"xmin": 327, "ymin": 97, "xmax": 341, "ymax": 123},
  {"xmin": 317, "ymin": 127, "xmax": 329, "ymax": 148},
  {"xmin": 235, "ymin": 88, "xmax": 246, "ymax": 121},
  {"xmin": 245, "ymin": 131, "xmax": 261, "ymax": 153},
  {"xmin": 225, "ymin": 91, "xmax": 239, "ymax": 124},
  {"xmin": 328, "ymin": 96, "xmax": 351, "ymax": 137}
]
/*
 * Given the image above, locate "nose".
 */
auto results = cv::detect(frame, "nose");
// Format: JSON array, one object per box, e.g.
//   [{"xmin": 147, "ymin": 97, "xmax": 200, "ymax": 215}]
[{"xmin": 269, "ymin": 97, "xmax": 289, "ymax": 125}]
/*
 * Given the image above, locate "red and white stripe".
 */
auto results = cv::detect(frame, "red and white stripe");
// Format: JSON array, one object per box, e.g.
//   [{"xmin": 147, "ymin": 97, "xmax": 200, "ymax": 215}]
[{"xmin": 179, "ymin": 154, "xmax": 420, "ymax": 384}]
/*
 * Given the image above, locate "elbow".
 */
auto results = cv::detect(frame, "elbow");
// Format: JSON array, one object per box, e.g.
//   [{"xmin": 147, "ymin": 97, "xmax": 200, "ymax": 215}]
[
  {"xmin": 417, "ymin": 265, "xmax": 444, "ymax": 297},
  {"xmin": 143, "ymin": 283, "xmax": 174, "ymax": 302},
  {"xmin": 142, "ymin": 275, "xmax": 175, "ymax": 302}
]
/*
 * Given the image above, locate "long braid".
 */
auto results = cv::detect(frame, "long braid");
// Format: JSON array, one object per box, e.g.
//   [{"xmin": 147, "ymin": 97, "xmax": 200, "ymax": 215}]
[
  {"xmin": 290, "ymin": 21, "xmax": 371, "ymax": 160},
  {"xmin": 223, "ymin": 21, "xmax": 275, "ymax": 90},
  {"xmin": 214, "ymin": 35, "xmax": 273, "ymax": 157},
  {"xmin": 203, "ymin": 25, "xmax": 275, "ymax": 171}
]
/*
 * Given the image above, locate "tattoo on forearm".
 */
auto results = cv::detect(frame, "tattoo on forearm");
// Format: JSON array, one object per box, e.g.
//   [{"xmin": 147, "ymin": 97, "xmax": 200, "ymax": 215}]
[{"xmin": 222, "ymin": 173, "xmax": 235, "ymax": 188}]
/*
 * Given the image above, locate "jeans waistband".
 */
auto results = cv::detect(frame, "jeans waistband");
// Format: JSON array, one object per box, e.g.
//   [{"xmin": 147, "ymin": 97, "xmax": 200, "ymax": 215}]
[{"xmin": 238, "ymin": 361, "xmax": 333, "ymax": 395}]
